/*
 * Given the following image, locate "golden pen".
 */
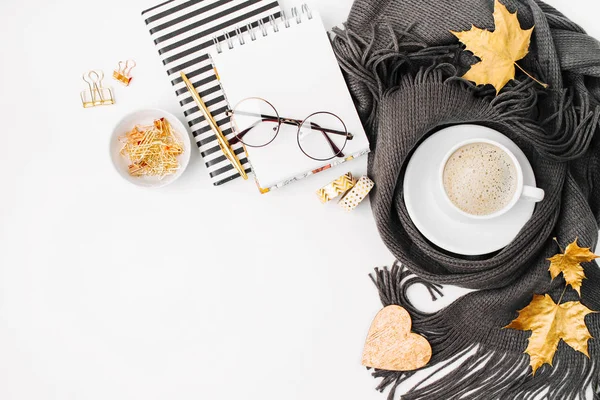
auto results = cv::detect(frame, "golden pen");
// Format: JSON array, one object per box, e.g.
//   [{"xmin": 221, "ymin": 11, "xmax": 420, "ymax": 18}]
[{"xmin": 180, "ymin": 71, "xmax": 248, "ymax": 180}]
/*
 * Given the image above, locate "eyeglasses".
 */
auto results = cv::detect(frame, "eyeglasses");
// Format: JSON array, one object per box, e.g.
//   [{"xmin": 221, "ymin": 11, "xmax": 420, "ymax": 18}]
[{"xmin": 226, "ymin": 97, "xmax": 354, "ymax": 161}]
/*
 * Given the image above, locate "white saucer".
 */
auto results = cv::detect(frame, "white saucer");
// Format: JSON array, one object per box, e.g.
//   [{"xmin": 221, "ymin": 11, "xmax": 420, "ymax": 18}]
[{"xmin": 403, "ymin": 125, "xmax": 536, "ymax": 256}]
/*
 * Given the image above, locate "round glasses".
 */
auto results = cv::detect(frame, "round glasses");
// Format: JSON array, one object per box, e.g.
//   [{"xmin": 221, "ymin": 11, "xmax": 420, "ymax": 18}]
[{"xmin": 227, "ymin": 97, "xmax": 353, "ymax": 161}]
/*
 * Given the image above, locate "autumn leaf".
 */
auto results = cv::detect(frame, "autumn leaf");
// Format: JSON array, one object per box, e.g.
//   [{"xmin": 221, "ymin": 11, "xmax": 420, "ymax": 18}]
[
  {"xmin": 548, "ymin": 238, "xmax": 599, "ymax": 296},
  {"xmin": 451, "ymin": 0, "xmax": 546, "ymax": 93},
  {"xmin": 505, "ymin": 294, "xmax": 595, "ymax": 375}
]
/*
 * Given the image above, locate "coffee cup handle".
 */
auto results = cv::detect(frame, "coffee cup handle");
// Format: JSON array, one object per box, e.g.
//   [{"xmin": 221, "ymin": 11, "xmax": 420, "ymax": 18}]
[{"xmin": 521, "ymin": 185, "xmax": 545, "ymax": 203}]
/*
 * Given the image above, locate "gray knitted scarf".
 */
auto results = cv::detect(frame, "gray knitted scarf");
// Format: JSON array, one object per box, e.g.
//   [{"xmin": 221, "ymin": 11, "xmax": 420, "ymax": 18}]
[{"xmin": 331, "ymin": 0, "xmax": 600, "ymax": 398}]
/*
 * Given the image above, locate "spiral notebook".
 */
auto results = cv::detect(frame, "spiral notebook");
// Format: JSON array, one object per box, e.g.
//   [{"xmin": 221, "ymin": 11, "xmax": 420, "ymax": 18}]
[
  {"xmin": 142, "ymin": 0, "xmax": 281, "ymax": 186},
  {"xmin": 210, "ymin": 6, "xmax": 369, "ymax": 192}
]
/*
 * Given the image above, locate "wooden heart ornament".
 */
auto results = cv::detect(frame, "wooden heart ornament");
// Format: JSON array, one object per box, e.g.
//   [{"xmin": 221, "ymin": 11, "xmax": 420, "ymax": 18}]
[{"xmin": 362, "ymin": 305, "xmax": 432, "ymax": 371}]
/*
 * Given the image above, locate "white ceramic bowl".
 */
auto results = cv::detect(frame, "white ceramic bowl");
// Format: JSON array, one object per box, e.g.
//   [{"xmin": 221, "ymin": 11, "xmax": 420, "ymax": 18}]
[{"xmin": 110, "ymin": 109, "xmax": 191, "ymax": 188}]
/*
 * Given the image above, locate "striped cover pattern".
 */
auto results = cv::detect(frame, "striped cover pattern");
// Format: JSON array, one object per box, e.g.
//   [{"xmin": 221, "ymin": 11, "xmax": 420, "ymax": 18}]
[{"xmin": 142, "ymin": 0, "xmax": 281, "ymax": 186}]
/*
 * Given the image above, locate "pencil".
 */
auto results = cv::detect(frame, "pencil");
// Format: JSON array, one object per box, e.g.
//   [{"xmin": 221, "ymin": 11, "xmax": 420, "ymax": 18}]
[{"xmin": 180, "ymin": 72, "xmax": 248, "ymax": 180}]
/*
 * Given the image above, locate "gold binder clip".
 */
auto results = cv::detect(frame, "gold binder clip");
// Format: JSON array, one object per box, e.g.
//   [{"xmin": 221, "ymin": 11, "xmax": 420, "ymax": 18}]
[
  {"xmin": 113, "ymin": 60, "xmax": 136, "ymax": 86},
  {"xmin": 80, "ymin": 70, "xmax": 115, "ymax": 108}
]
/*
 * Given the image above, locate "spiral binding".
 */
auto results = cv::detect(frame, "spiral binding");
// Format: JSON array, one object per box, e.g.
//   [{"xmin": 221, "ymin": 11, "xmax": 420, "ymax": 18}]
[{"xmin": 212, "ymin": 4, "xmax": 313, "ymax": 54}]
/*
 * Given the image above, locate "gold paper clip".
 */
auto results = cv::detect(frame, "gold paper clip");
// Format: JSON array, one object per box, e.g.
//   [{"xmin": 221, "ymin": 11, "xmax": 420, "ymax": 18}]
[
  {"xmin": 113, "ymin": 60, "xmax": 136, "ymax": 86},
  {"xmin": 80, "ymin": 70, "xmax": 115, "ymax": 108}
]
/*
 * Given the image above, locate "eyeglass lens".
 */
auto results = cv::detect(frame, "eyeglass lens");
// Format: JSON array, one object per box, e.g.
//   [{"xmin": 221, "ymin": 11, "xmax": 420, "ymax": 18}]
[{"xmin": 231, "ymin": 98, "xmax": 280, "ymax": 147}]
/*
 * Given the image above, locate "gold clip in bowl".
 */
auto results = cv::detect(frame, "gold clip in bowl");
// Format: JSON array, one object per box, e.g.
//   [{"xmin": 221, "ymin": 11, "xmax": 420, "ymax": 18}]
[
  {"xmin": 113, "ymin": 59, "xmax": 136, "ymax": 86},
  {"xmin": 80, "ymin": 70, "xmax": 115, "ymax": 108}
]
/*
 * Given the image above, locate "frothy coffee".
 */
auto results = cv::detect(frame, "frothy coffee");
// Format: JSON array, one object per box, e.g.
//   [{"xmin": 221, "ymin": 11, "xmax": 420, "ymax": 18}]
[{"xmin": 442, "ymin": 142, "xmax": 517, "ymax": 216}]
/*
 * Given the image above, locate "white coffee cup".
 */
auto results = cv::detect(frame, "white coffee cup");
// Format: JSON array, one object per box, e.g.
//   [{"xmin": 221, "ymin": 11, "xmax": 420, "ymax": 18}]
[{"xmin": 438, "ymin": 138, "xmax": 544, "ymax": 220}]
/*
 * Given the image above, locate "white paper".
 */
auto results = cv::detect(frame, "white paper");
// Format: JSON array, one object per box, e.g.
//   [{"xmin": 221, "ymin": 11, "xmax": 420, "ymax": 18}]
[{"xmin": 210, "ymin": 9, "xmax": 369, "ymax": 189}]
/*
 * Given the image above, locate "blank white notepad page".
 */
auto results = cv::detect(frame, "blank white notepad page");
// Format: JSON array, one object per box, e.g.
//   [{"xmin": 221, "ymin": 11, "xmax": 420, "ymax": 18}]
[{"xmin": 211, "ymin": 9, "xmax": 369, "ymax": 189}]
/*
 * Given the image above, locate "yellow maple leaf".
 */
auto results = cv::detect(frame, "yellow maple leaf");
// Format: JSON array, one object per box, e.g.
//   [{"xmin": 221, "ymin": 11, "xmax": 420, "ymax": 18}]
[
  {"xmin": 505, "ymin": 294, "xmax": 595, "ymax": 375},
  {"xmin": 548, "ymin": 239, "xmax": 599, "ymax": 296},
  {"xmin": 451, "ymin": 0, "xmax": 543, "ymax": 93}
]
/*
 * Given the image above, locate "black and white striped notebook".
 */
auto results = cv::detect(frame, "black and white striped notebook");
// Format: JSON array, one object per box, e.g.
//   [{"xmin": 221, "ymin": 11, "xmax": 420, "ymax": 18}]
[{"xmin": 142, "ymin": 0, "xmax": 280, "ymax": 186}]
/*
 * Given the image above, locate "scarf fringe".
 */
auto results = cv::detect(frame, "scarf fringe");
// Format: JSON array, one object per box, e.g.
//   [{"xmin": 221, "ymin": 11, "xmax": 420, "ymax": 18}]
[
  {"xmin": 370, "ymin": 263, "xmax": 598, "ymax": 400},
  {"xmin": 331, "ymin": 24, "xmax": 599, "ymax": 163},
  {"xmin": 331, "ymin": 23, "xmax": 461, "ymax": 130}
]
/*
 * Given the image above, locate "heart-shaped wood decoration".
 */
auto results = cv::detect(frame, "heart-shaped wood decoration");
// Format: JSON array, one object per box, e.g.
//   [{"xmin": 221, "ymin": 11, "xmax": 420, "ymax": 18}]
[{"xmin": 362, "ymin": 305, "xmax": 432, "ymax": 371}]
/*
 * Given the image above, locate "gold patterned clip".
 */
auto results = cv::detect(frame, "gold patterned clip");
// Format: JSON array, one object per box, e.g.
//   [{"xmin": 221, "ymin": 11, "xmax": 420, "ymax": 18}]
[
  {"xmin": 113, "ymin": 60, "xmax": 136, "ymax": 86},
  {"xmin": 339, "ymin": 176, "xmax": 375, "ymax": 211},
  {"xmin": 316, "ymin": 172, "xmax": 357, "ymax": 203},
  {"xmin": 80, "ymin": 71, "xmax": 115, "ymax": 108}
]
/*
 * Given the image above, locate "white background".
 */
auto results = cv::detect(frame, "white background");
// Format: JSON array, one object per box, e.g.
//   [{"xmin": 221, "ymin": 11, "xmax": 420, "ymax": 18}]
[{"xmin": 0, "ymin": 0, "xmax": 598, "ymax": 399}]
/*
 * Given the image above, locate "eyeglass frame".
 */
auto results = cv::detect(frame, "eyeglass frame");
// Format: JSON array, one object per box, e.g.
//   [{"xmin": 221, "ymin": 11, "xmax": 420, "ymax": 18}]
[{"xmin": 225, "ymin": 97, "xmax": 354, "ymax": 161}]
